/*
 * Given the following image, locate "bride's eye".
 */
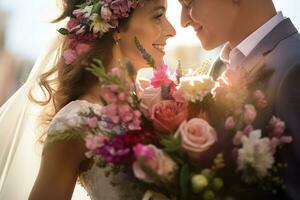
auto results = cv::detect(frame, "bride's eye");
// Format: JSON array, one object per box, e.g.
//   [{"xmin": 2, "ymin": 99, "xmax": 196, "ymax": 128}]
[{"xmin": 154, "ymin": 13, "xmax": 164, "ymax": 22}]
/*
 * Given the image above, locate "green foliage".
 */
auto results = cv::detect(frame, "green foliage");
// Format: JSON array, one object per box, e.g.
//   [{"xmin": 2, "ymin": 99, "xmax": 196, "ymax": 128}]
[
  {"xmin": 57, "ymin": 28, "xmax": 69, "ymax": 35},
  {"xmin": 160, "ymin": 137, "xmax": 181, "ymax": 153},
  {"xmin": 134, "ymin": 36, "xmax": 156, "ymax": 69},
  {"xmin": 87, "ymin": 59, "xmax": 123, "ymax": 85},
  {"xmin": 124, "ymin": 58, "xmax": 137, "ymax": 78},
  {"xmin": 44, "ymin": 129, "xmax": 85, "ymax": 151},
  {"xmin": 179, "ymin": 164, "xmax": 190, "ymax": 200},
  {"xmin": 91, "ymin": 1, "xmax": 101, "ymax": 14}
]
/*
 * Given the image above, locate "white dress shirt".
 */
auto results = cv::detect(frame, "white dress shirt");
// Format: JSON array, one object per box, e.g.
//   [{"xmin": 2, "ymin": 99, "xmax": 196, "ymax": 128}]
[{"xmin": 220, "ymin": 12, "xmax": 285, "ymax": 69}]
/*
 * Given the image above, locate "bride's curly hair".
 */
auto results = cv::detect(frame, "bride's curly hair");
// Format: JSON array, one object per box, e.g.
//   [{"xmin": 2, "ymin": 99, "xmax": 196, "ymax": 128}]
[{"xmin": 29, "ymin": 0, "xmax": 134, "ymax": 142}]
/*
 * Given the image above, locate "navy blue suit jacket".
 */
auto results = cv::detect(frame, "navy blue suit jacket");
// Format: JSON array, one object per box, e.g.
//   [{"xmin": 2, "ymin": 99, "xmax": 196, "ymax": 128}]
[{"xmin": 209, "ymin": 19, "xmax": 300, "ymax": 200}]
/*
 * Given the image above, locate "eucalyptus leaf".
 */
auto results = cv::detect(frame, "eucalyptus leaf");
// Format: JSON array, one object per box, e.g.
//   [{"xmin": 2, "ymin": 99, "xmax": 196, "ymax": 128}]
[
  {"xmin": 134, "ymin": 36, "xmax": 156, "ymax": 69},
  {"xmin": 57, "ymin": 28, "xmax": 69, "ymax": 35}
]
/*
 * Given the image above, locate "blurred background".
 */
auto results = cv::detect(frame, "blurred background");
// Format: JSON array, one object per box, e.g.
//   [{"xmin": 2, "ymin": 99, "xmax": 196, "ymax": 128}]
[{"xmin": 0, "ymin": 0, "xmax": 300, "ymax": 106}]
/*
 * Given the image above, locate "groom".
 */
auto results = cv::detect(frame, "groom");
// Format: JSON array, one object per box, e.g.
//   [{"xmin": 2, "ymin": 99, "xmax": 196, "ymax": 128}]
[{"xmin": 179, "ymin": 0, "xmax": 300, "ymax": 199}]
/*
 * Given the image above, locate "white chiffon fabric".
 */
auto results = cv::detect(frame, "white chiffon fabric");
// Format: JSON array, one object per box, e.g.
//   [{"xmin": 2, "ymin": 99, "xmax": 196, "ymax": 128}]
[{"xmin": 0, "ymin": 32, "xmax": 69, "ymax": 199}]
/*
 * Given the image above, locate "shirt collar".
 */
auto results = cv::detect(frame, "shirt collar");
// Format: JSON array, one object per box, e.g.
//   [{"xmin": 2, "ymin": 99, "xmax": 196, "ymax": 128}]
[{"xmin": 236, "ymin": 11, "xmax": 285, "ymax": 57}]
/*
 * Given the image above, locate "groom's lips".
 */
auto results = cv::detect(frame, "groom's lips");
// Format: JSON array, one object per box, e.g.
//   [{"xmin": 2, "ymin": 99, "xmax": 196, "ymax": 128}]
[{"xmin": 195, "ymin": 26, "xmax": 203, "ymax": 34}]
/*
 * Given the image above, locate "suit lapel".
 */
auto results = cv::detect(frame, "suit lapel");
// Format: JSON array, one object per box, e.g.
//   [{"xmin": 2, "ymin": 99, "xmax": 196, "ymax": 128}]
[
  {"xmin": 209, "ymin": 18, "xmax": 298, "ymax": 80},
  {"xmin": 240, "ymin": 18, "xmax": 298, "ymax": 74}
]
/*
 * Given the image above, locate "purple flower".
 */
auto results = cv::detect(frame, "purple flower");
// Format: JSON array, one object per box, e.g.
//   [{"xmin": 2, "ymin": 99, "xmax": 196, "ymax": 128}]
[
  {"xmin": 96, "ymin": 137, "xmax": 131, "ymax": 165},
  {"xmin": 110, "ymin": 0, "xmax": 132, "ymax": 19}
]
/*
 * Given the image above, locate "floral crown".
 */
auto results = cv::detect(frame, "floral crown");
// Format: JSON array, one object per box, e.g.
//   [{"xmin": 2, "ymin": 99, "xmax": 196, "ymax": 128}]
[{"xmin": 58, "ymin": 0, "xmax": 141, "ymax": 65}]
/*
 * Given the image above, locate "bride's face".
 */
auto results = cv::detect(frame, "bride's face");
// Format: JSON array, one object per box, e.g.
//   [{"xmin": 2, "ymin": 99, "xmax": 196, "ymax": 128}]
[
  {"xmin": 180, "ymin": 0, "xmax": 239, "ymax": 50},
  {"xmin": 118, "ymin": 0, "xmax": 176, "ymax": 69}
]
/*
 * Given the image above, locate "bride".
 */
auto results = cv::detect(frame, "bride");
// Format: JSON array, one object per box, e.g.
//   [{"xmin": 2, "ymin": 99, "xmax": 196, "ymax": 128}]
[{"xmin": 0, "ymin": 0, "xmax": 175, "ymax": 199}]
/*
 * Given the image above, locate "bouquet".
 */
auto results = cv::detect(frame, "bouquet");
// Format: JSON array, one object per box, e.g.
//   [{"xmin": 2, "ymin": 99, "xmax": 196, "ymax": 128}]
[{"xmin": 61, "ymin": 39, "xmax": 293, "ymax": 200}]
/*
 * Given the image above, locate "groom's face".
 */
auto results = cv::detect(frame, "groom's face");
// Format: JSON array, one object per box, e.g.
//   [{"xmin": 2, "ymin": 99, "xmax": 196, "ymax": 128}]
[{"xmin": 180, "ymin": 0, "xmax": 239, "ymax": 50}]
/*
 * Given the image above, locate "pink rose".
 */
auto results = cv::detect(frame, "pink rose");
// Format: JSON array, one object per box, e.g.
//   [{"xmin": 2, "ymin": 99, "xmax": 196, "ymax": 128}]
[
  {"xmin": 63, "ymin": 49, "xmax": 77, "ymax": 64},
  {"xmin": 133, "ymin": 144, "xmax": 178, "ymax": 183},
  {"xmin": 151, "ymin": 100, "xmax": 188, "ymax": 133},
  {"xmin": 243, "ymin": 104, "xmax": 257, "ymax": 125},
  {"xmin": 139, "ymin": 87, "xmax": 162, "ymax": 118},
  {"xmin": 179, "ymin": 118, "xmax": 217, "ymax": 160},
  {"xmin": 224, "ymin": 116, "xmax": 235, "ymax": 130}
]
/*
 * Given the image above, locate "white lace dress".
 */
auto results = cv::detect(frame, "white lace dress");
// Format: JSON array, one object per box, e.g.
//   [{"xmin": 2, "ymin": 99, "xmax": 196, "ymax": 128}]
[{"xmin": 47, "ymin": 100, "xmax": 146, "ymax": 200}]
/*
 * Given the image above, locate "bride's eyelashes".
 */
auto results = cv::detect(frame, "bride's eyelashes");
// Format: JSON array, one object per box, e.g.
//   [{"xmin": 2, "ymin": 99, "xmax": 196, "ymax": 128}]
[{"xmin": 154, "ymin": 13, "xmax": 164, "ymax": 23}]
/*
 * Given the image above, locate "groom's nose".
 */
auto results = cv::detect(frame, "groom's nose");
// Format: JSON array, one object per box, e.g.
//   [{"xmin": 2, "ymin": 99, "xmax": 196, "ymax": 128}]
[{"xmin": 180, "ymin": 4, "xmax": 191, "ymax": 27}]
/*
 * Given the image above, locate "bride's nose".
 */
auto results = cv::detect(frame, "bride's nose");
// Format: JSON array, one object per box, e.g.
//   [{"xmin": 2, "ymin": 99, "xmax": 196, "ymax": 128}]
[{"xmin": 165, "ymin": 20, "xmax": 176, "ymax": 39}]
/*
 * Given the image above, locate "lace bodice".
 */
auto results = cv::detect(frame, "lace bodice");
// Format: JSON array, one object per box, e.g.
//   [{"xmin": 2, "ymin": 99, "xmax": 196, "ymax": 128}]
[{"xmin": 48, "ymin": 100, "xmax": 146, "ymax": 200}]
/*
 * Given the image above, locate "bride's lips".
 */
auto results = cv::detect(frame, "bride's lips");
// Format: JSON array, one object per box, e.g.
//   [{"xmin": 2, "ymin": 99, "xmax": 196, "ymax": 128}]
[{"xmin": 152, "ymin": 44, "xmax": 165, "ymax": 54}]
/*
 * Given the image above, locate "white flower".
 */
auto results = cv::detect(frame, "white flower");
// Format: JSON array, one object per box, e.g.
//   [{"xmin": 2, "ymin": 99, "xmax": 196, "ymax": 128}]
[
  {"xmin": 237, "ymin": 130, "xmax": 274, "ymax": 177},
  {"xmin": 178, "ymin": 75, "xmax": 215, "ymax": 102},
  {"xmin": 83, "ymin": 5, "xmax": 93, "ymax": 17},
  {"xmin": 72, "ymin": 5, "xmax": 93, "ymax": 18},
  {"xmin": 90, "ymin": 14, "xmax": 114, "ymax": 34}
]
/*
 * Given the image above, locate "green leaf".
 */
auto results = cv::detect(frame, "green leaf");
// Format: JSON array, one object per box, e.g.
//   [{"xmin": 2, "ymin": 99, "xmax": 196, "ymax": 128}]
[
  {"xmin": 57, "ymin": 28, "xmax": 69, "ymax": 35},
  {"xmin": 134, "ymin": 36, "xmax": 156, "ymax": 69},
  {"xmin": 124, "ymin": 58, "xmax": 136, "ymax": 78},
  {"xmin": 179, "ymin": 164, "xmax": 190, "ymax": 200},
  {"xmin": 91, "ymin": 2, "xmax": 101, "ymax": 14},
  {"xmin": 86, "ymin": 58, "xmax": 123, "ymax": 85},
  {"xmin": 160, "ymin": 137, "xmax": 181, "ymax": 152},
  {"xmin": 77, "ymin": 2, "xmax": 89, "ymax": 9}
]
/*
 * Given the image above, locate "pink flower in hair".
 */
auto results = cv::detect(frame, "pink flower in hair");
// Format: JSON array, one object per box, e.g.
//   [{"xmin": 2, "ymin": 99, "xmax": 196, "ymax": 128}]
[
  {"xmin": 110, "ymin": 0, "xmax": 132, "ymax": 19},
  {"xmin": 101, "ymin": 4, "xmax": 113, "ymax": 21},
  {"xmin": 75, "ymin": 43, "xmax": 91, "ymax": 55},
  {"xmin": 63, "ymin": 49, "xmax": 77, "ymax": 65}
]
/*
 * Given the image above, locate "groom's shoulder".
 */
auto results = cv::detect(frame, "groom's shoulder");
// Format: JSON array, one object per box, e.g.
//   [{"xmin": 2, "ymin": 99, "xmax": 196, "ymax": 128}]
[
  {"xmin": 265, "ymin": 32, "xmax": 300, "ymax": 87},
  {"xmin": 274, "ymin": 31, "xmax": 300, "ymax": 57},
  {"xmin": 267, "ymin": 32, "xmax": 300, "ymax": 69}
]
